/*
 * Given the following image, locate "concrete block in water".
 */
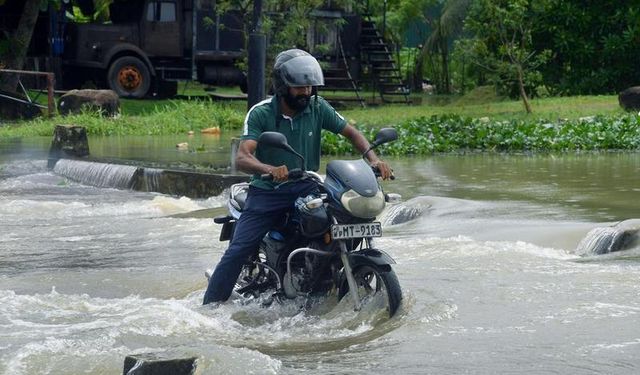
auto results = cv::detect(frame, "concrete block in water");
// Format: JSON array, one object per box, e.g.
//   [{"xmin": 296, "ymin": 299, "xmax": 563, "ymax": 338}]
[
  {"xmin": 123, "ymin": 353, "xmax": 198, "ymax": 375},
  {"xmin": 131, "ymin": 168, "xmax": 249, "ymax": 198},
  {"xmin": 48, "ymin": 125, "xmax": 90, "ymax": 168}
]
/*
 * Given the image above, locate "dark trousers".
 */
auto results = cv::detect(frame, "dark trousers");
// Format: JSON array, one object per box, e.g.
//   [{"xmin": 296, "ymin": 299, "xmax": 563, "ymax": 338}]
[{"xmin": 203, "ymin": 180, "xmax": 317, "ymax": 304}]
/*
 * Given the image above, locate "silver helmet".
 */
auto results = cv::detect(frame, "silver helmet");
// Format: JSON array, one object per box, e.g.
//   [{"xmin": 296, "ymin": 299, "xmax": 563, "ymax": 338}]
[{"xmin": 272, "ymin": 49, "xmax": 324, "ymax": 95}]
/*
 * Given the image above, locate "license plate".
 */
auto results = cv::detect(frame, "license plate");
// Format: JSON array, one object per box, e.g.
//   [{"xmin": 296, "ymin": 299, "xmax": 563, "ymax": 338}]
[{"xmin": 331, "ymin": 222, "xmax": 382, "ymax": 239}]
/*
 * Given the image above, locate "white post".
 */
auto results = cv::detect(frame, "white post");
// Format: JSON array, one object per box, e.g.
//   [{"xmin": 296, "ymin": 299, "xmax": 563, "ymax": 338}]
[{"xmin": 230, "ymin": 137, "xmax": 241, "ymax": 173}]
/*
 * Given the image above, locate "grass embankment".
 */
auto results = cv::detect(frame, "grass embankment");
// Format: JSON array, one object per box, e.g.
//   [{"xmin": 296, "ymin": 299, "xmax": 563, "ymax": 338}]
[
  {"xmin": 346, "ymin": 92, "xmax": 623, "ymax": 126},
  {"xmin": 1, "ymin": 87, "xmax": 637, "ymax": 154},
  {"xmin": 0, "ymin": 101, "xmax": 244, "ymax": 137}
]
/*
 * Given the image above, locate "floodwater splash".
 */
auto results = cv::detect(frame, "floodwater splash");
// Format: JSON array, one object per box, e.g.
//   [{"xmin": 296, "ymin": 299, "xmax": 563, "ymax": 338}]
[
  {"xmin": 575, "ymin": 219, "xmax": 640, "ymax": 256},
  {"xmin": 0, "ymin": 289, "xmax": 283, "ymax": 375},
  {"xmin": 0, "ymin": 286, "xmax": 406, "ymax": 374},
  {"xmin": 213, "ymin": 291, "xmax": 408, "ymax": 355},
  {"xmin": 379, "ymin": 197, "xmax": 429, "ymax": 226}
]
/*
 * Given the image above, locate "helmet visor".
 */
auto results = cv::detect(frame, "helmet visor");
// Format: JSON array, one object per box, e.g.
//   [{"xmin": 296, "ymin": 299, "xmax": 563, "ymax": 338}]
[{"xmin": 279, "ymin": 55, "xmax": 325, "ymax": 87}]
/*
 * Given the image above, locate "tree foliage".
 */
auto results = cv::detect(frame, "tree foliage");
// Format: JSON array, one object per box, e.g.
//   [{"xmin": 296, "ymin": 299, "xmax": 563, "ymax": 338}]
[
  {"xmin": 531, "ymin": 0, "xmax": 640, "ymax": 95},
  {"xmin": 383, "ymin": 0, "xmax": 471, "ymax": 94},
  {"xmin": 424, "ymin": 0, "xmax": 470, "ymax": 94},
  {"xmin": 462, "ymin": 0, "xmax": 640, "ymax": 97},
  {"xmin": 385, "ymin": 0, "xmax": 640, "ymax": 98},
  {"xmin": 0, "ymin": 0, "xmax": 45, "ymax": 92},
  {"xmin": 464, "ymin": 0, "xmax": 551, "ymax": 112},
  {"xmin": 384, "ymin": 0, "xmax": 439, "ymax": 90},
  {"xmin": 206, "ymin": 0, "xmax": 354, "ymax": 80}
]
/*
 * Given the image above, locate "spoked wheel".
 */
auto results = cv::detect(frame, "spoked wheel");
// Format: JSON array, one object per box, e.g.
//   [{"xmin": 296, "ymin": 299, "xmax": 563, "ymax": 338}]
[
  {"xmin": 338, "ymin": 265, "xmax": 402, "ymax": 318},
  {"xmin": 235, "ymin": 249, "xmax": 281, "ymax": 298}
]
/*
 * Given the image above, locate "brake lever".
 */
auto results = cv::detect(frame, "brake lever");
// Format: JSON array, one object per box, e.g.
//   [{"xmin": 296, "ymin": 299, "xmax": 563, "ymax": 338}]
[{"xmin": 372, "ymin": 166, "xmax": 396, "ymax": 180}]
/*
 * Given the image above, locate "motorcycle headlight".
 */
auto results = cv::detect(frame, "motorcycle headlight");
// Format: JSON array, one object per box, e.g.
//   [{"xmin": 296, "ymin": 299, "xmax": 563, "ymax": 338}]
[{"xmin": 340, "ymin": 189, "xmax": 386, "ymax": 219}]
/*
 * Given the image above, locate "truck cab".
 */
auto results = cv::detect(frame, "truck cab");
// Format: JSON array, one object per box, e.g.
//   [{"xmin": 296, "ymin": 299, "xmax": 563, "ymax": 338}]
[{"xmin": 62, "ymin": 0, "xmax": 245, "ymax": 98}]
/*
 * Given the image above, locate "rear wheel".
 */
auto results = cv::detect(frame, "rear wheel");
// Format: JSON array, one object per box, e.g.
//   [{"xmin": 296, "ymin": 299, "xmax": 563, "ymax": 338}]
[
  {"xmin": 338, "ymin": 265, "xmax": 402, "ymax": 318},
  {"xmin": 107, "ymin": 56, "xmax": 151, "ymax": 98}
]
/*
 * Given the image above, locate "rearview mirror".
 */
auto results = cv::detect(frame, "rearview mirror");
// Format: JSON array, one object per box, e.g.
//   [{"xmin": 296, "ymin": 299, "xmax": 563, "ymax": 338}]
[
  {"xmin": 361, "ymin": 127, "xmax": 398, "ymax": 159},
  {"xmin": 373, "ymin": 128, "xmax": 398, "ymax": 146},
  {"xmin": 257, "ymin": 131, "xmax": 305, "ymax": 169},
  {"xmin": 258, "ymin": 131, "xmax": 289, "ymax": 149}
]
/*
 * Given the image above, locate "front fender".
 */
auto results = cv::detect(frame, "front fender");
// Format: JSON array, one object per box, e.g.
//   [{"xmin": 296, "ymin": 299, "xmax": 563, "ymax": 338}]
[
  {"xmin": 347, "ymin": 248, "xmax": 396, "ymax": 272},
  {"xmin": 103, "ymin": 43, "xmax": 156, "ymax": 76}
]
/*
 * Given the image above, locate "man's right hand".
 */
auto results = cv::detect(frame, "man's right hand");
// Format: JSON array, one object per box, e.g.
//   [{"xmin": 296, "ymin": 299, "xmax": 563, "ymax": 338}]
[{"xmin": 269, "ymin": 165, "xmax": 289, "ymax": 182}]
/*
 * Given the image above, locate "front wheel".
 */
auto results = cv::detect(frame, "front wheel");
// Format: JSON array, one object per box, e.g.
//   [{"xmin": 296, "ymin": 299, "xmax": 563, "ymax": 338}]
[
  {"xmin": 338, "ymin": 265, "xmax": 402, "ymax": 318},
  {"xmin": 107, "ymin": 56, "xmax": 151, "ymax": 98}
]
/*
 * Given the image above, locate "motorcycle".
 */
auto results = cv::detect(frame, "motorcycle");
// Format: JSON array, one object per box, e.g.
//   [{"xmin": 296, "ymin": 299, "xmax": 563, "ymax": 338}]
[{"xmin": 209, "ymin": 128, "xmax": 403, "ymax": 318}]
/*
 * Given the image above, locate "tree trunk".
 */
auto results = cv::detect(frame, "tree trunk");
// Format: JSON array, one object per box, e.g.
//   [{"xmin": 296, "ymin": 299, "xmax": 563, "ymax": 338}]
[
  {"xmin": 412, "ymin": 46, "xmax": 426, "ymax": 91},
  {"xmin": 0, "ymin": 0, "xmax": 41, "ymax": 93},
  {"xmin": 440, "ymin": 41, "xmax": 450, "ymax": 94},
  {"xmin": 516, "ymin": 64, "xmax": 532, "ymax": 113},
  {"xmin": 460, "ymin": 57, "xmax": 466, "ymax": 95},
  {"xmin": 432, "ymin": 55, "xmax": 441, "ymax": 94}
]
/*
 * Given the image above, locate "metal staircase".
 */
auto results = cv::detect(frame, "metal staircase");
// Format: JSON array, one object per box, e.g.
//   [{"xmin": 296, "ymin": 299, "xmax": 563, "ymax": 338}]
[
  {"xmin": 360, "ymin": 19, "xmax": 411, "ymax": 104},
  {"xmin": 318, "ymin": 35, "xmax": 366, "ymax": 108}
]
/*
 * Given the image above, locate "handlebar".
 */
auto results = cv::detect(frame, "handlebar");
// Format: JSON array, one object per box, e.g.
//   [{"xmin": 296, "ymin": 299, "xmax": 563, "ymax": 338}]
[
  {"xmin": 372, "ymin": 166, "xmax": 396, "ymax": 180},
  {"xmin": 260, "ymin": 168, "xmax": 304, "ymax": 181},
  {"xmin": 262, "ymin": 167, "xmax": 395, "ymax": 181}
]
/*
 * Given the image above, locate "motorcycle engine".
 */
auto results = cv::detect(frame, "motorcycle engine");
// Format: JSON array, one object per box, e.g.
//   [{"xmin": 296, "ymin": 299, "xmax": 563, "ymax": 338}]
[
  {"xmin": 295, "ymin": 195, "xmax": 330, "ymax": 237},
  {"xmin": 283, "ymin": 242, "xmax": 327, "ymax": 299}
]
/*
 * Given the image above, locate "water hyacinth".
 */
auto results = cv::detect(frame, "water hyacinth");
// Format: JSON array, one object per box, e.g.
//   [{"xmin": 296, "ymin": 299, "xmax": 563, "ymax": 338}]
[{"xmin": 321, "ymin": 114, "xmax": 640, "ymax": 155}]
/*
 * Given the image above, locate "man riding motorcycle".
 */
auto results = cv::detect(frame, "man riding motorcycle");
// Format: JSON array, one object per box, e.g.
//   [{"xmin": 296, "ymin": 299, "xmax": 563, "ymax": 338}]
[{"xmin": 202, "ymin": 48, "xmax": 393, "ymax": 305}]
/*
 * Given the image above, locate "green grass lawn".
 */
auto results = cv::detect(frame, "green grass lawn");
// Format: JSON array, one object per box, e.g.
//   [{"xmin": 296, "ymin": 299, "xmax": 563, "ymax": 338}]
[{"xmin": 340, "ymin": 88, "xmax": 624, "ymax": 128}]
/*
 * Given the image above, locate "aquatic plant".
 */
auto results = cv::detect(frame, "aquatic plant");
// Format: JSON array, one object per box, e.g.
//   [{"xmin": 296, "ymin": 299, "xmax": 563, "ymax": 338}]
[{"xmin": 321, "ymin": 113, "xmax": 640, "ymax": 155}]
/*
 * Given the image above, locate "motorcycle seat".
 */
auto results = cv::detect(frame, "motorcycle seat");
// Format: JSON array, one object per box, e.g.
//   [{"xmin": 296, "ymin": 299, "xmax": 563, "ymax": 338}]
[
  {"xmin": 233, "ymin": 190, "xmax": 247, "ymax": 210},
  {"xmin": 229, "ymin": 182, "xmax": 250, "ymax": 212}
]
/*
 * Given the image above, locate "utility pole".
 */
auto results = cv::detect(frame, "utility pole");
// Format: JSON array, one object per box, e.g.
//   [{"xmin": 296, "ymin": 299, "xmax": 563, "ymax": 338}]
[{"xmin": 247, "ymin": 0, "xmax": 266, "ymax": 110}]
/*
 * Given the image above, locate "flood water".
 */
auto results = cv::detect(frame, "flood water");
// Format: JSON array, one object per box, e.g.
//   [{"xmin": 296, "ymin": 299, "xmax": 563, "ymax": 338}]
[{"xmin": 1, "ymin": 136, "xmax": 640, "ymax": 374}]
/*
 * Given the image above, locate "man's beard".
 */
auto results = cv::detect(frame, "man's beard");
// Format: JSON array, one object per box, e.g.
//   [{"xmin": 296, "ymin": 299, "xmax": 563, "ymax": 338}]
[{"xmin": 283, "ymin": 92, "xmax": 311, "ymax": 111}]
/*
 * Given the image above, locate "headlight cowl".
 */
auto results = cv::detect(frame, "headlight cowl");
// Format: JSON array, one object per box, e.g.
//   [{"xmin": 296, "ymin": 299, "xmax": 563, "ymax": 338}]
[{"xmin": 340, "ymin": 189, "xmax": 386, "ymax": 219}]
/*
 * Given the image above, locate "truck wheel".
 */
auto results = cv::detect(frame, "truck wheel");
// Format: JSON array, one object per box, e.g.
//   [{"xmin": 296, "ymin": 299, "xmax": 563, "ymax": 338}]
[{"xmin": 107, "ymin": 56, "xmax": 151, "ymax": 98}]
